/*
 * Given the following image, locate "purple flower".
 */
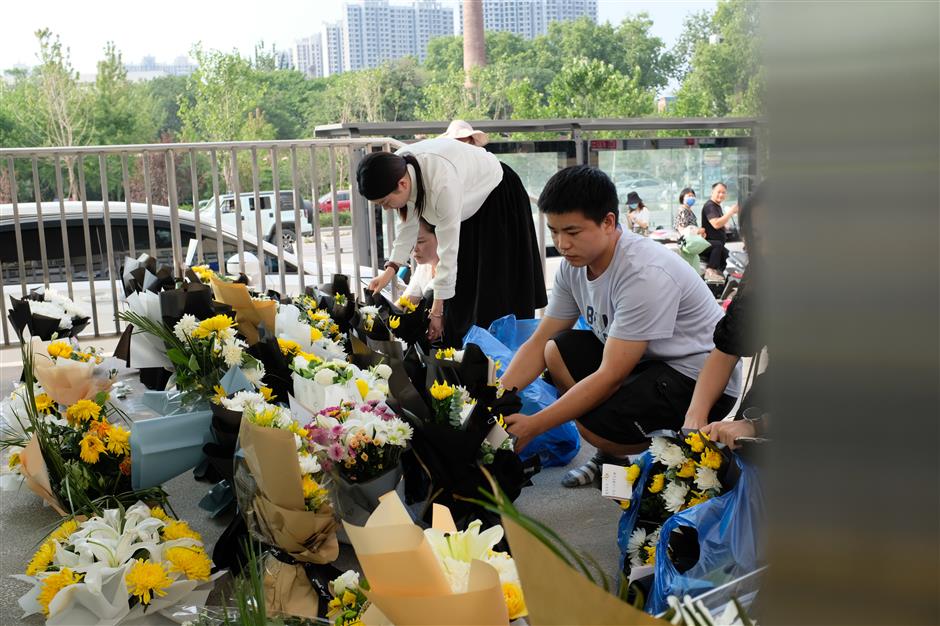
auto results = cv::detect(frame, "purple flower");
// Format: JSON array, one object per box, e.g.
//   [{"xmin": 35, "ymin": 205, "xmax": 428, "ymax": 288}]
[
  {"xmin": 328, "ymin": 443, "xmax": 347, "ymax": 461},
  {"xmin": 308, "ymin": 427, "xmax": 329, "ymax": 446},
  {"xmin": 330, "ymin": 424, "xmax": 344, "ymax": 439}
]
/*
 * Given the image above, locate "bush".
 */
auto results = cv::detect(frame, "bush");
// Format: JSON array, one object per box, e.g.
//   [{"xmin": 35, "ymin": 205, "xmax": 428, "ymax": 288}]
[{"xmin": 317, "ymin": 212, "xmax": 351, "ymax": 228}]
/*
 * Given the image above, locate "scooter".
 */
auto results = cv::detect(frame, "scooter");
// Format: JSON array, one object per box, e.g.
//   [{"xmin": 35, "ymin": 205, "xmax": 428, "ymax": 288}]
[{"xmin": 719, "ymin": 249, "xmax": 748, "ymax": 307}]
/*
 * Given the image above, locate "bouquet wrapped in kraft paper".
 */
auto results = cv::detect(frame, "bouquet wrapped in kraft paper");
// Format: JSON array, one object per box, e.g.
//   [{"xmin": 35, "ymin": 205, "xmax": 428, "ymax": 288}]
[
  {"xmin": 30, "ymin": 338, "xmax": 115, "ymax": 407},
  {"xmin": 209, "ymin": 275, "xmax": 277, "ymax": 346},
  {"xmin": 235, "ymin": 416, "xmax": 339, "ymax": 620},
  {"xmin": 344, "ymin": 491, "xmax": 510, "ymax": 626}
]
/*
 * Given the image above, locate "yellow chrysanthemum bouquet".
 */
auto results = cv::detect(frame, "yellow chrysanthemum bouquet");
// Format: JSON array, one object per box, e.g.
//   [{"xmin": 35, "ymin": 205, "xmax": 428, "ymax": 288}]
[{"xmin": 14, "ymin": 502, "xmax": 219, "ymax": 623}]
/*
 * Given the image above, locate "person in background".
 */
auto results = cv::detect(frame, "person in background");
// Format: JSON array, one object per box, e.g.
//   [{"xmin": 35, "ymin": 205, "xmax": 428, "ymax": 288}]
[
  {"xmin": 404, "ymin": 218, "xmax": 439, "ymax": 303},
  {"xmin": 441, "ymin": 119, "xmax": 489, "ymax": 147},
  {"xmin": 684, "ymin": 183, "xmax": 769, "ymax": 448},
  {"xmin": 359, "ymin": 138, "xmax": 546, "ymax": 345},
  {"xmin": 700, "ymin": 182, "xmax": 739, "ymax": 282},
  {"xmin": 624, "ymin": 191, "xmax": 650, "ymax": 237},
  {"xmin": 674, "ymin": 187, "xmax": 706, "ymax": 236},
  {"xmin": 498, "ymin": 166, "xmax": 740, "ymax": 488}
]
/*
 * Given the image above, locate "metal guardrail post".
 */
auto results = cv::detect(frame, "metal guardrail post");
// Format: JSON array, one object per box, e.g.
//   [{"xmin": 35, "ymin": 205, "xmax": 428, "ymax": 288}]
[
  {"xmin": 31, "ymin": 157, "xmax": 50, "ymax": 288},
  {"xmin": 270, "ymin": 146, "xmax": 287, "ymax": 296},
  {"xmin": 308, "ymin": 145, "xmax": 325, "ymax": 285},
  {"xmin": 98, "ymin": 153, "xmax": 122, "ymax": 334},
  {"xmin": 121, "ymin": 152, "xmax": 136, "ymax": 259},
  {"xmin": 7, "ymin": 158, "xmax": 27, "ymax": 297},
  {"xmin": 289, "ymin": 145, "xmax": 306, "ymax": 293},
  {"xmin": 53, "ymin": 154, "xmax": 74, "ymax": 300},
  {"xmin": 250, "ymin": 147, "xmax": 266, "ymax": 292},
  {"xmin": 189, "ymin": 149, "xmax": 204, "ymax": 265},
  {"xmin": 76, "ymin": 156, "xmax": 100, "ymax": 336},
  {"xmin": 348, "ymin": 146, "xmax": 367, "ymax": 297}
]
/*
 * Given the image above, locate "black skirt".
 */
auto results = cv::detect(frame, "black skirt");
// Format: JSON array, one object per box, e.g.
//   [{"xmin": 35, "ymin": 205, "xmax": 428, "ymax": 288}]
[{"xmin": 443, "ymin": 162, "xmax": 548, "ymax": 345}]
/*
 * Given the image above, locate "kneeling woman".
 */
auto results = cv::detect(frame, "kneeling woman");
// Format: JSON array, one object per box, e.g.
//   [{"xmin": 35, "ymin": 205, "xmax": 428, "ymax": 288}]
[{"xmin": 359, "ymin": 137, "xmax": 547, "ymax": 344}]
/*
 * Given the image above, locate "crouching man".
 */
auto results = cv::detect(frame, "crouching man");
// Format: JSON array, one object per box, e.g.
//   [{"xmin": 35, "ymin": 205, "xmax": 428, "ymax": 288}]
[{"xmin": 501, "ymin": 166, "xmax": 741, "ymax": 487}]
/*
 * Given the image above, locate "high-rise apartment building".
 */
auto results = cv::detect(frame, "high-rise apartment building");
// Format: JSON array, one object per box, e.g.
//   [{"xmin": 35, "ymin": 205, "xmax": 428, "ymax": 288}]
[
  {"xmin": 323, "ymin": 21, "xmax": 345, "ymax": 76},
  {"xmin": 343, "ymin": 0, "xmax": 453, "ymax": 72},
  {"xmin": 293, "ymin": 36, "xmax": 324, "ymax": 78},
  {"xmin": 459, "ymin": 0, "xmax": 597, "ymax": 39}
]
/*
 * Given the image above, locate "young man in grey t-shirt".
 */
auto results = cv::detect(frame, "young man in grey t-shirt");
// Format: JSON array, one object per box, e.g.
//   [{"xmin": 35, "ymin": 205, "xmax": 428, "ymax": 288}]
[{"xmin": 502, "ymin": 166, "xmax": 741, "ymax": 487}]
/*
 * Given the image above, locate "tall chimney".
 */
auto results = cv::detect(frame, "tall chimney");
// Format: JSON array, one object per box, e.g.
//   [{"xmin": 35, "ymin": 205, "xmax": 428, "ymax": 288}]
[{"xmin": 463, "ymin": 0, "xmax": 486, "ymax": 88}]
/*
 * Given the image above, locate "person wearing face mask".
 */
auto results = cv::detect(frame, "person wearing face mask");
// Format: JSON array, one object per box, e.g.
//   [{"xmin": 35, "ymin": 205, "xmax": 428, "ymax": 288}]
[
  {"xmin": 624, "ymin": 191, "xmax": 650, "ymax": 237},
  {"xmin": 498, "ymin": 166, "xmax": 741, "ymax": 488},
  {"xmin": 358, "ymin": 138, "xmax": 547, "ymax": 345},
  {"xmin": 674, "ymin": 187, "xmax": 706, "ymax": 236}
]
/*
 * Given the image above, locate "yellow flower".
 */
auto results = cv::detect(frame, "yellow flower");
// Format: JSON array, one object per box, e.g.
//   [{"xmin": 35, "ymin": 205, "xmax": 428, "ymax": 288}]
[
  {"xmin": 677, "ymin": 459, "xmax": 696, "ymax": 478},
  {"xmin": 388, "ymin": 316, "xmax": 400, "ymax": 330},
  {"xmin": 435, "ymin": 347, "xmax": 456, "ymax": 360},
  {"xmin": 149, "ymin": 506, "xmax": 170, "ymax": 522},
  {"xmin": 648, "ymin": 473, "xmax": 665, "ymax": 494},
  {"xmin": 396, "ymin": 296, "xmax": 417, "ymax": 313},
  {"xmin": 211, "ymin": 384, "xmax": 227, "ymax": 405},
  {"xmin": 644, "ymin": 545, "xmax": 657, "ymax": 565},
  {"xmin": 685, "ymin": 431, "xmax": 705, "ymax": 453},
  {"xmin": 161, "ymin": 520, "xmax": 202, "ymax": 542},
  {"xmin": 65, "ymin": 399, "xmax": 101, "ymax": 426},
  {"xmin": 34, "ymin": 393, "xmax": 55, "ymax": 414},
  {"xmin": 342, "ymin": 589, "xmax": 358, "ymax": 607},
  {"xmin": 105, "ymin": 425, "xmax": 131, "ymax": 456},
  {"xmin": 192, "ymin": 314, "xmax": 235, "ymax": 339},
  {"xmin": 165, "ymin": 546, "xmax": 212, "ymax": 581},
  {"xmin": 355, "ymin": 379, "xmax": 369, "ymax": 400},
  {"xmin": 8, "ymin": 452, "xmax": 20, "ymax": 469},
  {"xmin": 329, "ymin": 323, "xmax": 340, "ymax": 335},
  {"xmin": 26, "ymin": 541, "xmax": 56, "ymax": 576},
  {"xmin": 430, "ymin": 380, "xmax": 454, "ymax": 401},
  {"xmin": 687, "ymin": 490, "xmax": 711, "ymax": 508},
  {"xmin": 297, "ymin": 350, "xmax": 321, "ymax": 365},
  {"xmin": 79, "ymin": 433, "xmax": 106, "ymax": 464},
  {"xmin": 49, "ymin": 520, "xmax": 78, "ymax": 544},
  {"xmin": 47, "ymin": 341, "xmax": 73, "ymax": 360},
  {"xmin": 626, "ymin": 463, "xmax": 641, "ymax": 483},
  {"xmin": 37, "ymin": 568, "xmax": 82, "ymax": 615},
  {"xmin": 125, "ymin": 559, "xmax": 173, "ymax": 605},
  {"xmin": 302, "ymin": 475, "xmax": 320, "ymax": 500},
  {"xmin": 260, "ymin": 386, "xmax": 276, "ymax": 401},
  {"xmin": 307, "ymin": 308, "xmax": 329, "ymax": 321},
  {"xmin": 364, "ymin": 315, "xmax": 374, "ymax": 332},
  {"xmin": 310, "ymin": 327, "xmax": 323, "ymax": 342},
  {"xmin": 191, "ymin": 265, "xmax": 215, "ymax": 283},
  {"xmin": 699, "ymin": 448, "xmax": 723, "ymax": 470},
  {"xmin": 278, "ymin": 337, "xmax": 301, "ymax": 356},
  {"xmin": 502, "ymin": 581, "xmax": 528, "ymax": 620},
  {"xmin": 248, "ymin": 406, "xmax": 283, "ymax": 428},
  {"xmin": 619, "ymin": 499, "xmax": 631, "ymax": 510}
]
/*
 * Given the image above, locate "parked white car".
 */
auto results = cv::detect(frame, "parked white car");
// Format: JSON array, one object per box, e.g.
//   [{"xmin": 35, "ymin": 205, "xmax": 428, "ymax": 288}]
[{"xmin": 199, "ymin": 191, "xmax": 313, "ymax": 251}]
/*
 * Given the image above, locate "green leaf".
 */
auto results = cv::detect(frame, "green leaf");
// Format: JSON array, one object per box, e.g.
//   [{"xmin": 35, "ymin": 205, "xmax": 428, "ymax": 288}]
[
  {"xmin": 188, "ymin": 354, "xmax": 200, "ymax": 372},
  {"xmin": 166, "ymin": 348, "xmax": 189, "ymax": 368}
]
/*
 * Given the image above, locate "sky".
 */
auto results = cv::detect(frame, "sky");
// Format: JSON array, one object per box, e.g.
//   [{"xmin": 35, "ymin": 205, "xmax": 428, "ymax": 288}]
[{"xmin": 2, "ymin": 0, "xmax": 715, "ymax": 75}]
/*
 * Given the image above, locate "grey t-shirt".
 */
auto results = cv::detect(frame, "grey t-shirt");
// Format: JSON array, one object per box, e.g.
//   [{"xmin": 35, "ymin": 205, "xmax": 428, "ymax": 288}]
[{"xmin": 545, "ymin": 230, "xmax": 741, "ymax": 398}]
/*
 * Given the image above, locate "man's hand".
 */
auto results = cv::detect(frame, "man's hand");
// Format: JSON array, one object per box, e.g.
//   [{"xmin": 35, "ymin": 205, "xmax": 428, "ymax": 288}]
[
  {"xmin": 700, "ymin": 419, "xmax": 756, "ymax": 449},
  {"xmin": 729, "ymin": 204, "xmax": 740, "ymax": 216},
  {"xmin": 504, "ymin": 413, "xmax": 542, "ymax": 454},
  {"xmin": 427, "ymin": 314, "xmax": 443, "ymax": 342},
  {"xmin": 682, "ymin": 413, "xmax": 708, "ymax": 431}
]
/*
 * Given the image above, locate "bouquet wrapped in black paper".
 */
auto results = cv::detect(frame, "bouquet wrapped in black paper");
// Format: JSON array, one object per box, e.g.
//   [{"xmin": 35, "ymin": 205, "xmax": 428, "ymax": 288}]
[{"xmin": 7, "ymin": 287, "xmax": 90, "ymax": 342}]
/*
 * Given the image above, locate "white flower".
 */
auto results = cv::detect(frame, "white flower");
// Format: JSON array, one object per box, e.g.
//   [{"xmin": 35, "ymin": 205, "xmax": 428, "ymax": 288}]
[
  {"xmin": 627, "ymin": 527, "xmax": 648, "ymax": 568},
  {"xmin": 243, "ymin": 364, "xmax": 266, "ymax": 386},
  {"xmin": 314, "ymin": 369, "xmax": 336, "ymax": 385},
  {"xmin": 359, "ymin": 305, "xmax": 379, "ymax": 317},
  {"xmin": 373, "ymin": 363, "xmax": 393, "ymax": 380},
  {"xmin": 221, "ymin": 390, "xmax": 265, "ymax": 412},
  {"xmin": 221, "ymin": 342, "xmax": 244, "ymax": 368},
  {"xmin": 29, "ymin": 300, "xmax": 72, "ymax": 329},
  {"xmin": 332, "ymin": 570, "xmax": 360, "ymax": 596},
  {"xmin": 694, "ymin": 466, "xmax": 722, "ymax": 492},
  {"xmin": 650, "ymin": 437, "xmax": 687, "ymax": 469},
  {"xmin": 662, "ymin": 481, "xmax": 690, "ymax": 513},
  {"xmin": 174, "ymin": 314, "xmax": 199, "ymax": 340},
  {"xmin": 292, "ymin": 354, "xmax": 310, "ymax": 370},
  {"xmin": 364, "ymin": 389, "xmax": 386, "ymax": 403},
  {"xmin": 298, "ymin": 453, "xmax": 321, "ymax": 475}
]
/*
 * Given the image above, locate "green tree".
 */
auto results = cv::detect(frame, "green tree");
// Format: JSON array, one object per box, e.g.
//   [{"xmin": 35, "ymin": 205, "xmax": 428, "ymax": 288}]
[
  {"xmin": 537, "ymin": 57, "xmax": 655, "ymax": 119},
  {"xmin": 147, "ymin": 74, "xmax": 192, "ymax": 136}
]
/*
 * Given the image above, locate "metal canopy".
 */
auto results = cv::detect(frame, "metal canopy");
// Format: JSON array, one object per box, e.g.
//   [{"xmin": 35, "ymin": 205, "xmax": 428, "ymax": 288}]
[{"xmin": 314, "ymin": 117, "xmax": 764, "ymax": 138}]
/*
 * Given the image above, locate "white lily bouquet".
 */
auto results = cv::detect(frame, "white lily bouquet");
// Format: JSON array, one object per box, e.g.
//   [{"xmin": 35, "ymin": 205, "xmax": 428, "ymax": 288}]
[
  {"xmin": 276, "ymin": 303, "xmax": 348, "ymax": 363},
  {"xmin": 290, "ymin": 356, "xmax": 391, "ymax": 415},
  {"xmin": 14, "ymin": 502, "xmax": 219, "ymax": 625}
]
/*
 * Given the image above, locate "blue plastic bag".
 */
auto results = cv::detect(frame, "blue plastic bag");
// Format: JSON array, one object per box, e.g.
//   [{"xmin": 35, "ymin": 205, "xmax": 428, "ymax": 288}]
[
  {"xmin": 646, "ymin": 456, "xmax": 764, "ymax": 614},
  {"xmin": 615, "ymin": 452, "xmax": 654, "ymax": 572},
  {"xmin": 462, "ymin": 315, "xmax": 580, "ymax": 467}
]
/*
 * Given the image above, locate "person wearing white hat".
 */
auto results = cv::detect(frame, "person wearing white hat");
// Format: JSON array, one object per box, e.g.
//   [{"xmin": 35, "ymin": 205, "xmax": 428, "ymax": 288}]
[{"xmin": 441, "ymin": 119, "xmax": 489, "ymax": 147}]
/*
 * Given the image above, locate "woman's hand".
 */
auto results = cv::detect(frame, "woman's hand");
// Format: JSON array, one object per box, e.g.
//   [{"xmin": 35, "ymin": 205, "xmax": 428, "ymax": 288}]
[
  {"xmin": 427, "ymin": 298, "xmax": 445, "ymax": 342},
  {"xmin": 700, "ymin": 419, "xmax": 757, "ymax": 449},
  {"xmin": 368, "ymin": 267, "xmax": 396, "ymax": 295}
]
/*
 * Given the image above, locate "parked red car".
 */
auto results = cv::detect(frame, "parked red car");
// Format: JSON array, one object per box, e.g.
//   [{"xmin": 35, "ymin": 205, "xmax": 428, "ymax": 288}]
[{"xmin": 318, "ymin": 189, "xmax": 351, "ymax": 213}]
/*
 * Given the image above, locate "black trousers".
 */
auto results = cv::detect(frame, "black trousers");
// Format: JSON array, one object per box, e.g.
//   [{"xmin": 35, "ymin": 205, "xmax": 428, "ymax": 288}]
[
  {"xmin": 550, "ymin": 329, "xmax": 737, "ymax": 445},
  {"xmin": 702, "ymin": 239, "xmax": 729, "ymax": 271}
]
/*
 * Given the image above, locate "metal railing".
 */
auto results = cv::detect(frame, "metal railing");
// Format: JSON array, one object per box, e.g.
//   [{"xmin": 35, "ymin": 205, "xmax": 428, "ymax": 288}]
[{"xmin": 0, "ymin": 138, "xmax": 407, "ymax": 345}]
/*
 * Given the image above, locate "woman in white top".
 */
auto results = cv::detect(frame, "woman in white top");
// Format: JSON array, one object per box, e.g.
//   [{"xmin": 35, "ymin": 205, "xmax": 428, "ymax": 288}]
[
  {"xmin": 359, "ymin": 136, "xmax": 547, "ymax": 344},
  {"xmin": 403, "ymin": 218, "xmax": 438, "ymax": 303},
  {"xmin": 624, "ymin": 191, "xmax": 650, "ymax": 237}
]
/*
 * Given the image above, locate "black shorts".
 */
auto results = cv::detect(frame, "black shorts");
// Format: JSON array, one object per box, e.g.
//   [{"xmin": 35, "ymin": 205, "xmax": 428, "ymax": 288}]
[{"xmin": 550, "ymin": 329, "xmax": 737, "ymax": 445}]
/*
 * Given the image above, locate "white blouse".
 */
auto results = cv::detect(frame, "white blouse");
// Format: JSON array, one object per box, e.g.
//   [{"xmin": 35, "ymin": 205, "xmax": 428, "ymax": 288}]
[{"xmin": 388, "ymin": 138, "xmax": 503, "ymax": 300}]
